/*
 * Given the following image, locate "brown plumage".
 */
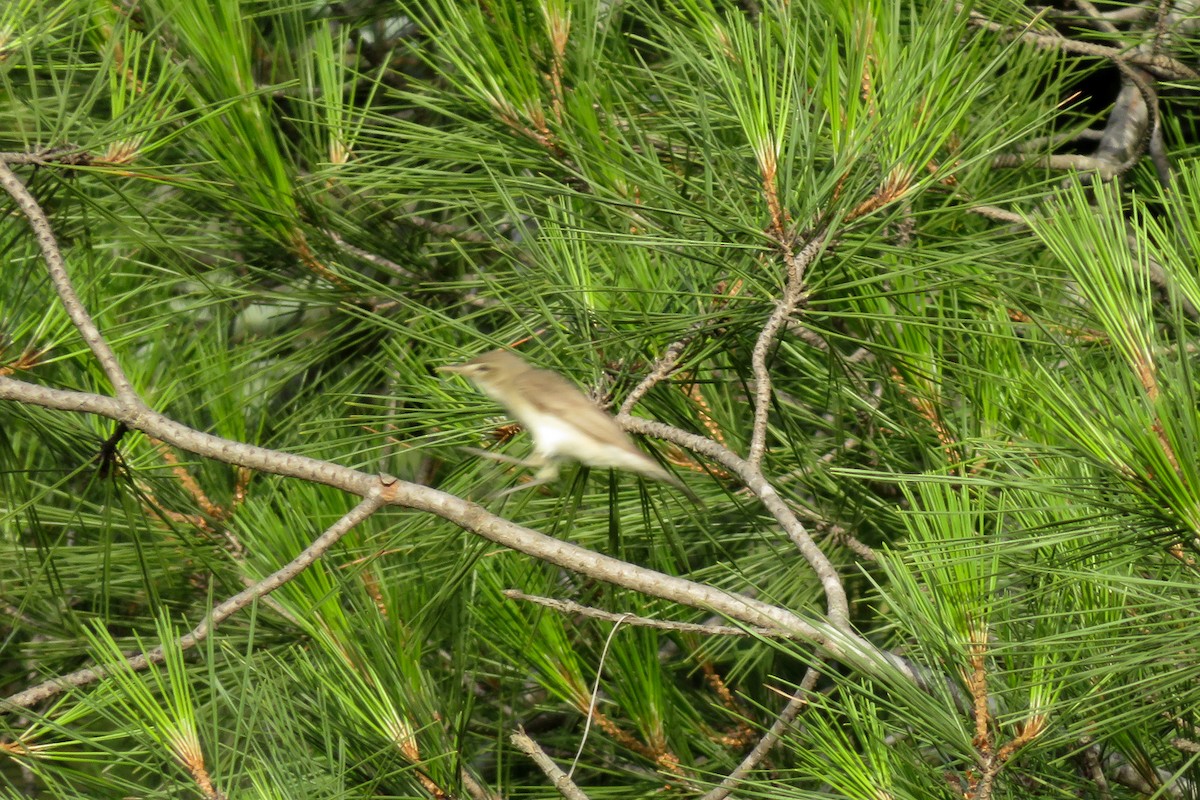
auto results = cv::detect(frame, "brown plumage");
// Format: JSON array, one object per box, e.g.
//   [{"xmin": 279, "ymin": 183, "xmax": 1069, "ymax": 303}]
[{"xmin": 439, "ymin": 349, "xmax": 699, "ymax": 502}]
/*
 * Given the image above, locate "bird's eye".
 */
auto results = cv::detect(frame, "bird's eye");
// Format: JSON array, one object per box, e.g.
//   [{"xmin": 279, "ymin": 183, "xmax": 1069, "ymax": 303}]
[{"xmin": 475, "ymin": 365, "xmax": 491, "ymax": 374}]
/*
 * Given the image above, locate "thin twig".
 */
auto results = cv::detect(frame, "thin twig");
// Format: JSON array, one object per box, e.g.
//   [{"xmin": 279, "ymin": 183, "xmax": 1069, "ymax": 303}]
[
  {"xmin": 407, "ymin": 214, "xmax": 496, "ymax": 244},
  {"xmin": 963, "ymin": 9, "xmax": 1198, "ymax": 80},
  {"xmin": 992, "ymin": 151, "xmax": 1124, "ymax": 178},
  {"xmin": 459, "ymin": 769, "xmax": 502, "ymax": 800},
  {"xmin": 1015, "ymin": 128, "xmax": 1105, "ymax": 152},
  {"xmin": 826, "ymin": 525, "xmax": 877, "ymax": 563},
  {"xmin": 326, "ymin": 229, "xmax": 418, "ymax": 279},
  {"xmin": 748, "ymin": 232, "xmax": 827, "ymax": 468},
  {"xmin": 1072, "ymin": 0, "xmax": 1125, "ymax": 39},
  {"xmin": 1095, "ymin": 3, "xmax": 1153, "ymax": 24},
  {"xmin": 784, "ymin": 322, "xmax": 830, "ymax": 352},
  {"xmin": 0, "ymin": 158, "xmax": 137, "ymax": 402},
  {"xmin": 1151, "ymin": 0, "xmax": 1172, "ymax": 55},
  {"xmin": 698, "ymin": 665, "xmax": 822, "ymax": 800},
  {"xmin": 2, "ymin": 495, "xmax": 384, "ymax": 712},
  {"xmin": 0, "ymin": 600, "xmax": 41, "ymax": 631},
  {"xmin": 568, "ymin": 614, "xmax": 629, "ymax": 780},
  {"xmin": 512, "ymin": 728, "xmax": 593, "ymax": 800},
  {"xmin": 619, "ymin": 322, "xmax": 702, "ymax": 416},
  {"xmin": 504, "ymin": 590, "xmax": 787, "ymax": 637},
  {"xmin": 0, "ymin": 149, "xmax": 92, "ymax": 167},
  {"xmin": 0, "ymin": 380, "xmax": 375, "ymax": 493},
  {"xmin": 967, "ymin": 204, "xmax": 1028, "ymax": 226}
]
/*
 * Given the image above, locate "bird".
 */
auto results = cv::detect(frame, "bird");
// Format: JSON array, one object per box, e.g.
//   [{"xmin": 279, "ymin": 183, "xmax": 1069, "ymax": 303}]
[{"xmin": 438, "ymin": 349, "xmax": 700, "ymax": 502}]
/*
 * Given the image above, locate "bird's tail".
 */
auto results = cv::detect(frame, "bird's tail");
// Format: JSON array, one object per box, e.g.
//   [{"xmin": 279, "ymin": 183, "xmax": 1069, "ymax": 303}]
[{"xmin": 640, "ymin": 461, "xmax": 704, "ymax": 506}]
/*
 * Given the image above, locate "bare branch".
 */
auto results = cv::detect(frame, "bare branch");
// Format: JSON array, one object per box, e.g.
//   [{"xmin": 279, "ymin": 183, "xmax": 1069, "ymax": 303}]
[
  {"xmin": 2, "ymin": 495, "xmax": 384, "ymax": 711},
  {"xmin": 460, "ymin": 769, "xmax": 503, "ymax": 800},
  {"xmin": 967, "ymin": 204, "xmax": 1028, "ymax": 226},
  {"xmin": 1079, "ymin": 739, "xmax": 1112, "ymax": 800},
  {"xmin": 503, "ymin": 590, "xmax": 785, "ymax": 637},
  {"xmin": 0, "ymin": 149, "xmax": 93, "ymax": 167},
  {"xmin": 1098, "ymin": 63, "xmax": 1158, "ymax": 180},
  {"xmin": 512, "ymin": 728, "xmax": 592, "ymax": 800},
  {"xmin": 992, "ymin": 151, "xmax": 1124, "ymax": 179},
  {"xmin": 1072, "ymin": 0, "xmax": 1125, "ymax": 39},
  {"xmin": 326, "ymin": 229, "xmax": 418, "ymax": 279},
  {"xmin": 0, "ymin": 158, "xmax": 137, "ymax": 402},
  {"xmin": 619, "ymin": 322, "xmax": 701, "ymax": 416},
  {"xmin": 1097, "ymin": 3, "xmax": 1153, "ymax": 23},
  {"xmin": 0, "ymin": 379, "xmax": 373, "ymax": 494},
  {"xmin": 1148, "ymin": 119, "xmax": 1173, "ymax": 192},
  {"xmin": 618, "ymin": 413, "xmax": 850, "ymax": 631},
  {"xmin": 407, "ymin": 214, "xmax": 496, "ymax": 244},
  {"xmin": 396, "ymin": 480, "xmax": 850, "ymax": 648},
  {"xmin": 963, "ymin": 9, "xmax": 1199, "ymax": 80},
  {"xmin": 0, "ymin": 376, "xmax": 904, "ymax": 695},
  {"xmin": 748, "ymin": 232, "xmax": 827, "ymax": 467},
  {"xmin": 699, "ymin": 666, "xmax": 822, "ymax": 800},
  {"xmin": 1015, "ymin": 128, "xmax": 1105, "ymax": 152}
]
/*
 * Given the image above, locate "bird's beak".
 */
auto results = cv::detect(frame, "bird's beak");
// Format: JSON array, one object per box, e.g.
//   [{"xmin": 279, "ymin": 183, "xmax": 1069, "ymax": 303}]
[{"xmin": 436, "ymin": 363, "xmax": 466, "ymax": 374}]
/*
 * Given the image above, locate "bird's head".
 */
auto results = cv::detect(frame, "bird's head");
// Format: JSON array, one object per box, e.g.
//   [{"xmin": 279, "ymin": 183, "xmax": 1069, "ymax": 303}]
[{"xmin": 437, "ymin": 349, "xmax": 529, "ymax": 392}]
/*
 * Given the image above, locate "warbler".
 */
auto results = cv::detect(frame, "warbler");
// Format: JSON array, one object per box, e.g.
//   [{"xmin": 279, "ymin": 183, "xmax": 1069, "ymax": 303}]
[{"xmin": 438, "ymin": 349, "xmax": 699, "ymax": 502}]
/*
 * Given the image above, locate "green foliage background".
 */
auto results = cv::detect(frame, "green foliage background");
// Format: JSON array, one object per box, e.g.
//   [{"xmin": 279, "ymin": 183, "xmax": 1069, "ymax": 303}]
[{"xmin": 2, "ymin": 0, "xmax": 1199, "ymax": 797}]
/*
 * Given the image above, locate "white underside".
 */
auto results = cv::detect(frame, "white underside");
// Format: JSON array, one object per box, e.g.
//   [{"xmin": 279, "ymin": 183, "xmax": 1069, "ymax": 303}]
[{"xmin": 524, "ymin": 416, "xmax": 648, "ymax": 471}]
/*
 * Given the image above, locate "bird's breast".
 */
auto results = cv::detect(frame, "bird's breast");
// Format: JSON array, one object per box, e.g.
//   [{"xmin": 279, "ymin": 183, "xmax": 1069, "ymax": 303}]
[
  {"xmin": 523, "ymin": 414, "xmax": 591, "ymax": 458},
  {"xmin": 522, "ymin": 414, "xmax": 655, "ymax": 472}
]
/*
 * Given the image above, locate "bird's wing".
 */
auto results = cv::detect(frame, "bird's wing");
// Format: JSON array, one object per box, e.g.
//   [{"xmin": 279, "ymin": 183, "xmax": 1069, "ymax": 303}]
[
  {"xmin": 515, "ymin": 366, "xmax": 703, "ymax": 504},
  {"xmin": 515, "ymin": 367, "xmax": 643, "ymax": 454}
]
